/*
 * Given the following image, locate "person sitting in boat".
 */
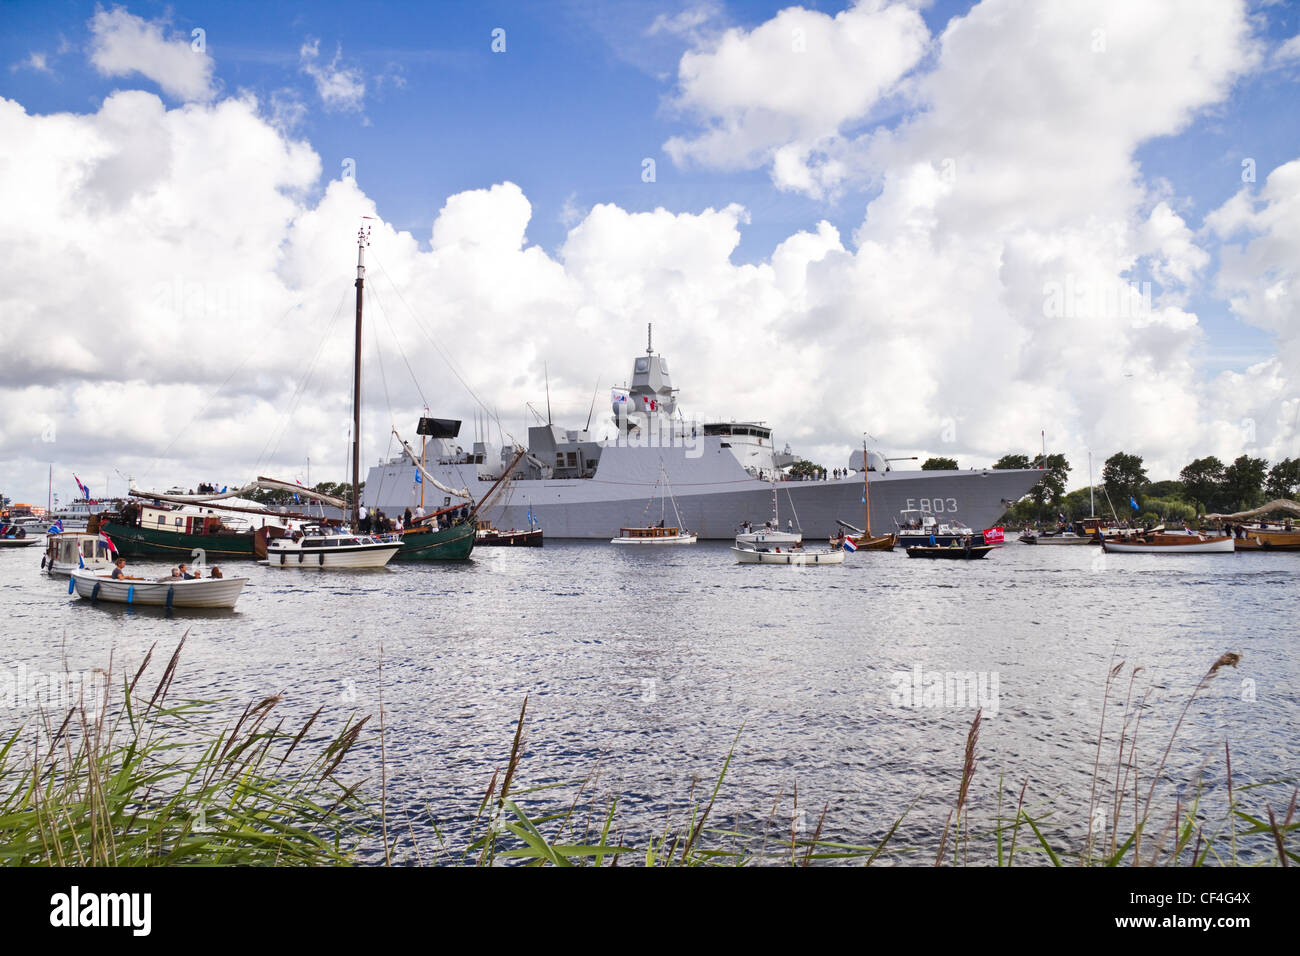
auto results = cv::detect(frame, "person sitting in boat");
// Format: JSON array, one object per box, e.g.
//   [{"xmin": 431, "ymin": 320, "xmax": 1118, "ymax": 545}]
[
  {"xmin": 111, "ymin": 558, "xmax": 128, "ymax": 579},
  {"xmin": 210, "ymin": 565, "xmax": 224, "ymax": 579},
  {"xmin": 177, "ymin": 563, "xmax": 196, "ymax": 579}
]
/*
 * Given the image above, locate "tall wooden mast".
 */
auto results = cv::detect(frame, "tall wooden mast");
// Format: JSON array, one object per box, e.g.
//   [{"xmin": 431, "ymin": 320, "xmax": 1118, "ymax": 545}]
[
  {"xmin": 863, "ymin": 437, "xmax": 872, "ymax": 537},
  {"xmin": 351, "ymin": 223, "xmax": 370, "ymax": 529}
]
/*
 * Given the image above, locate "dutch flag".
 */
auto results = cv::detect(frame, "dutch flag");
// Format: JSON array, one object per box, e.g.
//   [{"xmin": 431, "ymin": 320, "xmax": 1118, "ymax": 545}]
[{"xmin": 842, "ymin": 535, "xmax": 857, "ymax": 553}]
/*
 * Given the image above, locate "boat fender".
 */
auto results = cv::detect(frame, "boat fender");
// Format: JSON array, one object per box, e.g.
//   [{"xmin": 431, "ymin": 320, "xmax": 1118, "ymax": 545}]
[
  {"xmin": 127, "ymin": 585, "xmax": 134, "ymax": 604},
  {"xmin": 68, "ymin": 577, "xmax": 75, "ymax": 594},
  {"xmin": 40, "ymin": 555, "xmax": 46, "ymax": 569},
  {"xmin": 91, "ymin": 582, "xmax": 100, "ymax": 601},
  {"xmin": 165, "ymin": 586, "xmax": 175, "ymax": 609},
  {"xmin": 298, "ymin": 552, "xmax": 304, "ymax": 564},
  {"xmin": 319, "ymin": 552, "xmax": 324, "ymax": 566}
]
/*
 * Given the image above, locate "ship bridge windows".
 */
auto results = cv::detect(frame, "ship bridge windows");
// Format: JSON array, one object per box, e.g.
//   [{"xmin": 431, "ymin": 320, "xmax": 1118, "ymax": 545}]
[{"xmin": 703, "ymin": 423, "xmax": 771, "ymax": 441}]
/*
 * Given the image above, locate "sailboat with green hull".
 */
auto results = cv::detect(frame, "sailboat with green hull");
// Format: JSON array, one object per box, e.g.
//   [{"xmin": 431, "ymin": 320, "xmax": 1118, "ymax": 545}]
[{"xmin": 104, "ymin": 225, "xmax": 474, "ymax": 562}]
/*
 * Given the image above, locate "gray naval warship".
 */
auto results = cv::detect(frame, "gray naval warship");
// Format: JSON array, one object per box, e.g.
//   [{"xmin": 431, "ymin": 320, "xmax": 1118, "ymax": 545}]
[{"xmin": 364, "ymin": 337, "xmax": 1044, "ymax": 539}]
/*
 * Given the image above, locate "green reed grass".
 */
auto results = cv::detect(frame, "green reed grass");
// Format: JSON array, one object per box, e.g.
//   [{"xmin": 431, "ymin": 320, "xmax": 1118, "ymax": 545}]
[
  {"xmin": 0, "ymin": 635, "xmax": 370, "ymax": 866},
  {"xmin": 4, "ymin": 640, "xmax": 1294, "ymax": 867},
  {"xmin": 401, "ymin": 649, "xmax": 1296, "ymax": 866}
]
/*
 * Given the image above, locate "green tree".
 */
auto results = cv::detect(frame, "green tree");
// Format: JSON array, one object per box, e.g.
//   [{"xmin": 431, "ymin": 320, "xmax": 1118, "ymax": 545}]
[
  {"xmin": 1029, "ymin": 453, "xmax": 1071, "ymax": 514},
  {"xmin": 921, "ymin": 457, "xmax": 959, "ymax": 470},
  {"xmin": 1178, "ymin": 456, "xmax": 1225, "ymax": 513},
  {"xmin": 1103, "ymin": 452, "xmax": 1147, "ymax": 511},
  {"xmin": 1220, "ymin": 455, "xmax": 1268, "ymax": 512},
  {"xmin": 993, "ymin": 454, "xmax": 1031, "ymax": 470},
  {"xmin": 788, "ymin": 460, "xmax": 822, "ymax": 480},
  {"xmin": 1146, "ymin": 479, "xmax": 1187, "ymax": 499},
  {"xmin": 1265, "ymin": 458, "xmax": 1300, "ymax": 500}
]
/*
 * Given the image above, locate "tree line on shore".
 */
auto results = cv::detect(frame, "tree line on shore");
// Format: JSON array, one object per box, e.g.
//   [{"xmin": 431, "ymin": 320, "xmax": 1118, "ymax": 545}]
[{"xmin": 938, "ymin": 451, "xmax": 1300, "ymax": 527}]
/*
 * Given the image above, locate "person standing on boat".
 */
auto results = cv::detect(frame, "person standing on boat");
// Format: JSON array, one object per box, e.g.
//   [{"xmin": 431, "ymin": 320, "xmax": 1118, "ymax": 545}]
[{"xmin": 404, "ymin": 507, "xmax": 413, "ymax": 527}]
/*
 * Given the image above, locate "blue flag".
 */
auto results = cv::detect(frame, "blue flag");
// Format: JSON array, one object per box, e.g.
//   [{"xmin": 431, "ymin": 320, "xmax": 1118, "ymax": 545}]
[
  {"xmin": 414, "ymin": 470, "xmax": 422, "ymax": 485},
  {"xmin": 1130, "ymin": 496, "xmax": 1139, "ymax": 511}
]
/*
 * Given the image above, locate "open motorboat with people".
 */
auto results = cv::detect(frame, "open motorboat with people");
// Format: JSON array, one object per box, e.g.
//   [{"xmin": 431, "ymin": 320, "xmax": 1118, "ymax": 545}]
[
  {"xmin": 1102, "ymin": 531, "xmax": 1235, "ymax": 554},
  {"xmin": 906, "ymin": 541, "xmax": 995, "ymax": 559},
  {"xmin": 264, "ymin": 524, "xmax": 401, "ymax": 568},
  {"xmin": 69, "ymin": 568, "xmax": 248, "ymax": 609},
  {"xmin": 732, "ymin": 541, "xmax": 845, "ymax": 565},
  {"xmin": 43, "ymin": 532, "xmax": 114, "ymax": 574},
  {"xmin": 0, "ymin": 526, "xmax": 40, "ymax": 548}
]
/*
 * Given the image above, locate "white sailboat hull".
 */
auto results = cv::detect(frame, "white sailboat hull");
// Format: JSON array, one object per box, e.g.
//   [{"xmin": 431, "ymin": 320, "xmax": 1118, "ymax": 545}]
[{"xmin": 735, "ymin": 531, "xmax": 802, "ymax": 547}]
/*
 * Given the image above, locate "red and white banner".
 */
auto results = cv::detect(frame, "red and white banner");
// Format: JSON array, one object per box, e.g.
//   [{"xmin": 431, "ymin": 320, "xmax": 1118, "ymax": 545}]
[{"xmin": 982, "ymin": 527, "xmax": 1005, "ymax": 544}]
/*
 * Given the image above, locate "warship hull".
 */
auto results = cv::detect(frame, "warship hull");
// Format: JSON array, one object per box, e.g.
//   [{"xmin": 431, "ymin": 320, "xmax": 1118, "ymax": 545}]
[{"xmin": 368, "ymin": 442, "xmax": 1042, "ymax": 541}]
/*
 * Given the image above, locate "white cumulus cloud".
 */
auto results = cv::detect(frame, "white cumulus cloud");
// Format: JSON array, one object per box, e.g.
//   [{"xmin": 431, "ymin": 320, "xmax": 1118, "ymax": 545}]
[{"xmin": 88, "ymin": 7, "xmax": 215, "ymax": 102}]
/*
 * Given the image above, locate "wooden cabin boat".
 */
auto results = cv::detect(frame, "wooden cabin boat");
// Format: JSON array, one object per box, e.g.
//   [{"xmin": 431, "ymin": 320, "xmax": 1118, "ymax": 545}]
[
  {"xmin": 1102, "ymin": 532, "xmax": 1234, "ymax": 554},
  {"xmin": 69, "ymin": 569, "xmax": 248, "ymax": 609},
  {"xmin": 43, "ymin": 533, "xmax": 113, "ymax": 574},
  {"xmin": 1227, "ymin": 524, "xmax": 1300, "ymax": 551},
  {"xmin": 611, "ymin": 526, "xmax": 697, "ymax": 545},
  {"xmin": 476, "ymin": 521, "xmax": 543, "ymax": 547}
]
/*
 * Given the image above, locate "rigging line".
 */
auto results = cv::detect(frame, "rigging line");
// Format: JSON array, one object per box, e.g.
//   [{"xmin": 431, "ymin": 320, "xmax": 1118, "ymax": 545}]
[
  {"xmin": 368, "ymin": 248, "xmax": 503, "ymax": 431},
  {"xmin": 367, "ymin": 286, "xmax": 398, "ymax": 430},
  {"xmin": 256, "ymin": 286, "xmax": 350, "ymax": 470},
  {"xmin": 365, "ymin": 280, "xmax": 429, "ymax": 410},
  {"xmin": 138, "ymin": 298, "xmax": 306, "ymax": 484}
]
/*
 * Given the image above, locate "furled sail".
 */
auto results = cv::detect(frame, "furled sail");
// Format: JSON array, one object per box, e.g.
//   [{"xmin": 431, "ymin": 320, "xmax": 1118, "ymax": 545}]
[
  {"xmin": 1203, "ymin": 498, "xmax": 1300, "ymax": 521},
  {"xmin": 130, "ymin": 478, "xmax": 348, "ymax": 509},
  {"xmin": 392, "ymin": 430, "xmax": 474, "ymax": 501}
]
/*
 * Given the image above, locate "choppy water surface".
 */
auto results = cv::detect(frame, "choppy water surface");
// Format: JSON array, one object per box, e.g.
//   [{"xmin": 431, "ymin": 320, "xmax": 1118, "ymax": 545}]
[{"xmin": 2, "ymin": 540, "xmax": 1296, "ymax": 863}]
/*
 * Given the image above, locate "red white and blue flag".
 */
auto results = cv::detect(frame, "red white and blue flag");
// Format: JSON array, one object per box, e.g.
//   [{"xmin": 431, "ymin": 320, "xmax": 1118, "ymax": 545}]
[
  {"xmin": 74, "ymin": 475, "xmax": 89, "ymax": 499},
  {"xmin": 842, "ymin": 535, "xmax": 857, "ymax": 553},
  {"xmin": 98, "ymin": 531, "xmax": 117, "ymax": 554}
]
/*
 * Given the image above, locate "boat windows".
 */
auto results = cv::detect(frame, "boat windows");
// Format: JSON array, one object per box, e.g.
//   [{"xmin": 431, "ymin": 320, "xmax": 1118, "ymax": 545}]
[{"xmin": 302, "ymin": 540, "xmax": 323, "ymax": 548}]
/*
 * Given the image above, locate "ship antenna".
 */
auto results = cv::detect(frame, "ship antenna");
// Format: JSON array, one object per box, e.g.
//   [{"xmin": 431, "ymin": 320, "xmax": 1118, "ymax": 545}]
[
  {"xmin": 647, "ymin": 322, "xmax": 652, "ymax": 355},
  {"xmin": 544, "ymin": 361, "xmax": 552, "ymax": 425}
]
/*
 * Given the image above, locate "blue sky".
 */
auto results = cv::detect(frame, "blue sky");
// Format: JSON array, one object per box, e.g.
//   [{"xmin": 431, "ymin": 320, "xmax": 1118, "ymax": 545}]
[
  {"xmin": 6, "ymin": 0, "xmax": 1293, "ymax": 273},
  {"xmin": 2, "ymin": 1, "xmax": 1300, "ymax": 503}
]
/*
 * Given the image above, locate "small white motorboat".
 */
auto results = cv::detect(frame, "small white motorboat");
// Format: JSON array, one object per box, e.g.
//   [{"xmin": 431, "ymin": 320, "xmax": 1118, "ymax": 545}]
[
  {"xmin": 0, "ymin": 535, "xmax": 41, "ymax": 549},
  {"xmin": 69, "ymin": 569, "xmax": 249, "ymax": 608},
  {"xmin": 1102, "ymin": 532, "xmax": 1235, "ymax": 554},
  {"xmin": 732, "ymin": 543, "xmax": 845, "ymax": 565},
  {"xmin": 265, "ymin": 525, "xmax": 401, "ymax": 568},
  {"xmin": 43, "ymin": 532, "xmax": 114, "ymax": 574}
]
